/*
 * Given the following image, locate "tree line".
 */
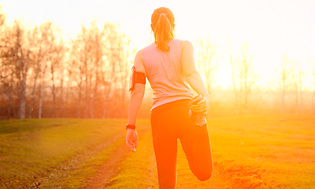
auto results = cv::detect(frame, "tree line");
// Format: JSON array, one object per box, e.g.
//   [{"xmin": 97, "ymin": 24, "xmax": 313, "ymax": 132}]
[
  {"xmin": 196, "ymin": 38, "xmax": 315, "ymax": 116},
  {"xmin": 0, "ymin": 6, "xmax": 315, "ymax": 119},
  {"xmin": 0, "ymin": 8, "xmax": 133, "ymax": 119}
]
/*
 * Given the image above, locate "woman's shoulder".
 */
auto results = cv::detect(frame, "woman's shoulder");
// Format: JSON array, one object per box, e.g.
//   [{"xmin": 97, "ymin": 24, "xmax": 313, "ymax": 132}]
[
  {"xmin": 178, "ymin": 39, "xmax": 194, "ymax": 52},
  {"xmin": 134, "ymin": 49, "xmax": 146, "ymax": 73},
  {"xmin": 135, "ymin": 48, "xmax": 144, "ymax": 60},
  {"xmin": 178, "ymin": 39, "xmax": 193, "ymax": 46}
]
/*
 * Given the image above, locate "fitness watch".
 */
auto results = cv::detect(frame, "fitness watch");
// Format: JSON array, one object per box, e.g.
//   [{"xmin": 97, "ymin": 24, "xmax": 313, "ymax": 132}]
[{"xmin": 126, "ymin": 124, "xmax": 136, "ymax": 130}]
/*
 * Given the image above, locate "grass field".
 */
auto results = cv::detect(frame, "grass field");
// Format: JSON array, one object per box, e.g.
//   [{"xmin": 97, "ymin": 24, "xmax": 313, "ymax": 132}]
[
  {"xmin": 0, "ymin": 119, "xmax": 149, "ymax": 188},
  {"xmin": 0, "ymin": 115, "xmax": 314, "ymax": 188}
]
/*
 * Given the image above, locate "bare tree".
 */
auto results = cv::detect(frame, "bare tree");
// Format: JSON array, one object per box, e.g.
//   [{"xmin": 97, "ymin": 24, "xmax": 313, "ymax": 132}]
[
  {"xmin": 80, "ymin": 24, "xmax": 93, "ymax": 118},
  {"xmin": 50, "ymin": 42, "xmax": 65, "ymax": 118},
  {"xmin": 47, "ymin": 24, "xmax": 64, "ymax": 118},
  {"xmin": 77, "ymin": 63, "xmax": 83, "ymax": 118},
  {"xmin": 290, "ymin": 59, "xmax": 303, "ymax": 115},
  {"xmin": 50, "ymin": 57, "xmax": 57, "ymax": 118},
  {"xmin": 89, "ymin": 21, "xmax": 103, "ymax": 118},
  {"xmin": 227, "ymin": 39, "xmax": 241, "ymax": 115},
  {"xmin": 7, "ymin": 20, "xmax": 32, "ymax": 119},
  {"xmin": 68, "ymin": 38, "xmax": 82, "ymax": 118},
  {"xmin": 69, "ymin": 21, "xmax": 133, "ymax": 119},
  {"xmin": 38, "ymin": 62, "xmax": 47, "ymax": 119},
  {"xmin": 60, "ymin": 59, "xmax": 74, "ymax": 117},
  {"xmin": 120, "ymin": 36, "xmax": 135, "ymax": 118},
  {"xmin": 0, "ymin": 14, "xmax": 14, "ymax": 119},
  {"xmin": 290, "ymin": 59, "xmax": 307, "ymax": 115},
  {"xmin": 102, "ymin": 22, "xmax": 119, "ymax": 118},
  {"xmin": 275, "ymin": 53, "xmax": 292, "ymax": 114},
  {"xmin": 298, "ymin": 61, "xmax": 304, "ymax": 114},
  {"xmin": 70, "ymin": 23, "xmax": 93, "ymax": 118},
  {"xmin": 0, "ymin": 54, "xmax": 14, "ymax": 119},
  {"xmin": 0, "ymin": 16, "xmax": 139, "ymax": 119},
  {"xmin": 38, "ymin": 22, "xmax": 56, "ymax": 119},
  {"xmin": 228, "ymin": 41, "xmax": 258, "ymax": 115},
  {"xmin": 28, "ymin": 26, "xmax": 43, "ymax": 118}
]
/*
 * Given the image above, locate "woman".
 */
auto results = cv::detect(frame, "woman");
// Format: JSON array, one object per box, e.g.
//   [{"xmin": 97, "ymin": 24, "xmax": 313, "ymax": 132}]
[{"xmin": 126, "ymin": 7, "xmax": 213, "ymax": 188}]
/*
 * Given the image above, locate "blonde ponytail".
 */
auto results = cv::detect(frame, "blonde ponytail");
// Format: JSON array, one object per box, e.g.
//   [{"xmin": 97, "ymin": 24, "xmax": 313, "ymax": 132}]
[{"xmin": 151, "ymin": 7, "xmax": 175, "ymax": 51}]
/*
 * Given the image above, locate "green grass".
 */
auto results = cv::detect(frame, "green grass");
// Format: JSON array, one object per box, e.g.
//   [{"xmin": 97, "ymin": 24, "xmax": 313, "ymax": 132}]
[
  {"xmin": 1, "ymin": 115, "xmax": 314, "ymax": 189},
  {"xmin": 106, "ymin": 115, "xmax": 315, "ymax": 189},
  {"xmin": 0, "ymin": 119, "xmax": 141, "ymax": 189},
  {"xmin": 105, "ymin": 132, "xmax": 158, "ymax": 189},
  {"xmin": 208, "ymin": 115, "xmax": 315, "ymax": 189}
]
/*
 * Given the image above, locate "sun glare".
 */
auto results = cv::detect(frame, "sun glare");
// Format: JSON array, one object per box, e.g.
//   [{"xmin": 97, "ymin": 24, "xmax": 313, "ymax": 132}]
[{"xmin": 2, "ymin": 0, "xmax": 315, "ymax": 90}]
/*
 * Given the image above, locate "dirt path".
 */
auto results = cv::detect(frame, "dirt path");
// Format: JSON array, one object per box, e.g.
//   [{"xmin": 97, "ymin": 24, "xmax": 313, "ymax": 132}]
[
  {"xmin": 85, "ymin": 129, "xmax": 150, "ymax": 189},
  {"xmin": 34, "ymin": 132, "xmax": 127, "ymax": 188},
  {"xmin": 85, "ymin": 141, "xmax": 129, "ymax": 189},
  {"xmin": 85, "ymin": 129, "xmax": 235, "ymax": 189}
]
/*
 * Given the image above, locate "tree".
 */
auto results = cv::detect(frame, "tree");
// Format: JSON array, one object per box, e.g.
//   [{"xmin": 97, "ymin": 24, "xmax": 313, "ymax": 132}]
[
  {"xmin": 239, "ymin": 43, "xmax": 256, "ymax": 115},
  {"xmin": 119, "ymin": 36, "xmax": 135, "ymax": 118},
  {"xmin": 89, "ymin": 21, "xmax": 103, "ymax": 118},
  {"xmin": 28, "ymin": 26, "xmax": 43, "ymax": 118},
  {"xmin": 101, "ymin": 22, "xmax": 132, "ymax": 118},
  {"xmin": 289, "ymin": 59, "xmax": 310, "ymax": 115},
  {"xmin": 227, "ymin": 39, "xmax": 241, "ymax": 115},
  {"xmin": 0, "ymin": 51, "xmax": 15, "ymax": 118},
  {"xmin": 49, "ymin": 37, "xmax": 65, "ymax": 118},
  {"xmin": 0, "ymin": 11, "xmax": 14, "ymax": 119},
  {"xmin": 0, "ymin": 16, "xmax": 138, "ymax": 119},
  {"xmin": 44, "ymin": 22, "xmax": 65, "ymax": 118},
  {"xmin": 290, "ymin": 59, "xmax": 304, "ymax": 115},
  {"xmin": 70, "ymin": 23, "xmax": 94, "ymax": 118},
  {"xmin": 9, "ymin": 20, "xmax": 31, "ymax": 119},
  {"xmin": 297, "ymin": 61, "xmax": 304, "ymax": 115},
  {"xmin": 275, "ymin": 53, "xmax": 292, "ymax": 114},
  {"xmin": 38, "ymin": 21, "xmax": 58, "ymax": 119},
  {"xmin": 228, "ymin": 42, "xmax": 259, "ymax": 115}
]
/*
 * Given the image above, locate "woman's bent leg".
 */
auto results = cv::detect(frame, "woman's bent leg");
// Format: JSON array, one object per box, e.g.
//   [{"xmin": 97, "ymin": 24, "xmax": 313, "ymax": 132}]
[
  {"xmin": 180, "ymin": 122, "xmax": 213, "ymax": 181},
  {"xmin": 150, "ymin": 100, "xmax": 212, "ymax": 187}
]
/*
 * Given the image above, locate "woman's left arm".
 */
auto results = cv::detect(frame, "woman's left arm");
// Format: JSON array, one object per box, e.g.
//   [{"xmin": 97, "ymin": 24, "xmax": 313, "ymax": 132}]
[{"xmin": 126, "ymin": 49, "xmax": 146, "ymax": 152}]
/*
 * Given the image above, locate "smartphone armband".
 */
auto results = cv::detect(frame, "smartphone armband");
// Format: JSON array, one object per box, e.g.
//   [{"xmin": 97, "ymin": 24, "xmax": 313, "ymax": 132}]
[{"xmin": 129, "ymin": 66, "xmax": 146, "ymax": 91}]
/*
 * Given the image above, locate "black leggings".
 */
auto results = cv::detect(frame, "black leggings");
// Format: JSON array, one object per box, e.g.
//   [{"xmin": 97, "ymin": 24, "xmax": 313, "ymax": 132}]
[{"xmin": 150, "ymin": 99, "xmax": 213, "ymax": 189}]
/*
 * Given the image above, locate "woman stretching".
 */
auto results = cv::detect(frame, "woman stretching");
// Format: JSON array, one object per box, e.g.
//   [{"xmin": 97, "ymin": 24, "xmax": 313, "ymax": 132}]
[{"xmin": 126, "ymin": 7, "xmax": 213, "ymax": 189}]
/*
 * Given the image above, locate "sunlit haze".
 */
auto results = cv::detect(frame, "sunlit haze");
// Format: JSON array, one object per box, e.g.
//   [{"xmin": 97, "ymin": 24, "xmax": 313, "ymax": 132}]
[{"xmin": 2, "ymin": 0, "xmax": 315, "ymax": 88}]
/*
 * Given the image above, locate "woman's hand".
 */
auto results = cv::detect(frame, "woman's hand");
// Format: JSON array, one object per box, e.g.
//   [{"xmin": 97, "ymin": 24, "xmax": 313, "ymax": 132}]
[
  {"xmin": 190, "ymin": 95, "xmax": 210, "ymax": 115},
  {"xmin": 126, "ymin": 129, "xmax": 138, "ymax": 152}
]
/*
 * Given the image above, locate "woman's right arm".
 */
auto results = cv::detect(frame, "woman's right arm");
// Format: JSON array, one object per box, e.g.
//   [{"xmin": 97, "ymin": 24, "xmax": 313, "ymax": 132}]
[
  {"xmin": 181, "ymin": 40, "xmax": 210, "ymax": 113},
  {"xmin": 126, "ymin": 49, "xmax": 145, "ymax": 152}
]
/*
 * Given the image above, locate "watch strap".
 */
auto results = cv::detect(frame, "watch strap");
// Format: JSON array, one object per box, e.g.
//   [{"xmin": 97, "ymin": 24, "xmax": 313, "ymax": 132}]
[{"xmin": 126, "ymin": 124, "xmax": 136, "ymax": 130}]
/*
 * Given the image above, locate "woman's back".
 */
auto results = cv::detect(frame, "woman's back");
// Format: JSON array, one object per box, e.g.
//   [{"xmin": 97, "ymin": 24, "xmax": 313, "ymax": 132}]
[
  {"xmin": 126, "ymin": 7, "xmax": 212, "ymax": 188},
  {"xmin": 144, "ymin": 39, "xmax": 193, "ymax": 110}
]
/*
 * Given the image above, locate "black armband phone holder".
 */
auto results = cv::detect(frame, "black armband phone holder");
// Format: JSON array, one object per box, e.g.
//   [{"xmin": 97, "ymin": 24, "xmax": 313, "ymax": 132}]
[{"xmin": 129, "ymin": 66, "xmax": 146, "ymax": 91}]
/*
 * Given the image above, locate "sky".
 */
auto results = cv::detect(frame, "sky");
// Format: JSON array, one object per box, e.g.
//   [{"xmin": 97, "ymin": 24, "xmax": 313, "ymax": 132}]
[{"xmin": 1, "ymin": 0, "xmax": 315, "ymax": 88}]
